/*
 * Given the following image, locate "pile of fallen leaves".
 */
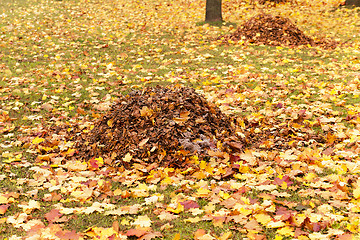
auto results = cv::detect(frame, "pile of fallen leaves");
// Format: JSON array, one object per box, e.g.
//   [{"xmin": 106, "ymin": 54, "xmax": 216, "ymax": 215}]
[
  {"xmin": 74, "ymin": 85, "xmax": 244, "ymax": 168},
  {"xmin": 222, "ymin": 14, "xmax": 338, "ymax": 48}
]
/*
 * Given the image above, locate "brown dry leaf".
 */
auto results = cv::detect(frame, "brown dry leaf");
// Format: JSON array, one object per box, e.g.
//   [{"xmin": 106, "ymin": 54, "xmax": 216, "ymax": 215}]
[{"xmin": 239, "ymin": 150, "xmax": 258, "ymax": 166}]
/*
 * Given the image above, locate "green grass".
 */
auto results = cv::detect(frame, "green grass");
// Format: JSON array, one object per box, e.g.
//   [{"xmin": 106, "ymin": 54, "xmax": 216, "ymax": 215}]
[
  {"xmin": 196, "ymin": 21, "xmax": 238, "ymax": 28},
  {"xmin": 2, "ymin": 0, "xmax": 360, "ymax": 238}
]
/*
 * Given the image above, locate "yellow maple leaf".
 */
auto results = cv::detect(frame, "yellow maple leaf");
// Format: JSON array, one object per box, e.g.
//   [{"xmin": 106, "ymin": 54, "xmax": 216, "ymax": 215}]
[
  {"xmin": 167, "ymin": 203, "xmax": 184, "ymax": 214},
  {"xmin": 199, "ymin": 161, "xmax": 207, "ymax": 170},
  {"xmin": 132, "ymin": 215, "xmax": 152, "ymax": 228},
  {"xmin": 172, "ymin": 233, "xmax": 181, "ymax": 240},
  {"xmin": 354, "ymin": 187, "xmax": 360, "ymax": 199},
  {"xmin": 18, "ymin": 200, "xmax": 40, "ymax": 214},
  {"xmin": 267, "ymin": 221, "xmax": 286, "ymax": 228},
  {"xmin": 95, "ymin": 156, "xmax": 104, "ymax": 165},
  {"xmin": 123, "ymin": 153, "xmax": 132, "ymax": 162},
  {"xmin": 190, "ymin": 208, "xmax": 204, "ymax": 216},
  {"xmin": 276, "ymin": 226, "xmax": 294, "ymax": 236},
  {"xmin": 254, "ymin": 213, "xmax": 272, "ymax": 225},
  {"xmin": 233, "ymin": 204, "xmax": 252, "ymax": 216},
  {"xmin": 161, "ymin": 177, "xmax": 174, "ymax": 185},
  {"xmin": 32, "ymin": 137, "xmax": 45, "ymax": 144},
  {"xmin": 101, "ymin": 227, "xmax": 119, "ymax": 238},
  {"xmin": 304, "ymin": 172, "xmax": 317, "ymax": 182},
  {"xmin": 140, "ymin": 106, "xmax": 153, "ymax": 117},
  {"xmin": 274, "ymin": 235, "xmax": 283, "ymax": 240},
  {"xmin": 219, "ymin": 190, "xmax": 230, "ymax": 200},
  {"xmin": 131, "ymin": 183, "xmax": 149, "ymax": 197},
  {"xmin": 107, "ymin": 119, "xmax": 114, "ymax": 127},
  {"xmin": 218, "ymin": 231, "xmax": 232, "ymax": 240},
  {"xmin": 197, "ymin": 187, "xmax": 210, "ymax": 196},
  {"xmin": 0, "ymin": 195, "xmax": 8, "ymax": 204},
  {"xmin": 65, "ymin": 161, "xmax": 87, "ymax": 171},
  {"xmin": 185, "ymin": 216, "xmax": 201, "ymax": 223},
  {"xmin": 113, "ymin": 189, "xmax": 122, "ymax": 196},
  {"xmin": 121, "ymin": 218, "xmax": 130, "ymax": 225},
  {"xmin": 70, "ymin": 188, "xmax": 93, "ymax": 201}
]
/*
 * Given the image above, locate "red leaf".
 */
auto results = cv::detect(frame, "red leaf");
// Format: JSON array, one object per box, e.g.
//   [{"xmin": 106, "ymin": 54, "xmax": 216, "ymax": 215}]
[
  {"xmin": 274, "ymin": 175, "xmax": 293, "ymax": 186},
  {"xmin": 55, "ymin": 230, "xmax": 81, "ymax": 240},
  {"xmin": 230, "ymin": 154, "xmax": 241, "ymax": 163},
  {"xmin": 180, "ymin": 200, "xmax": 200, "ymax": 210},
  {"xmin": 89, "ymin": 158, "xmax": 99, "ymax": 169},
  {"xmin": 294, "ymin": 228, "xmax": 308, "ymax": 238},
  {"xmin": 337, "ymin": 234, "xmax": 354, "ymax": 240},
  {"xmin": 45, "ymin": 209, "xmax": 63, "ymax": 223},
  {"xmin": 226, "ymin": 141, "xmax": 243, "ymax": 151},
  {"xmin": 312, "ymin": 222, "xmax": 322, "ymax": 232}
]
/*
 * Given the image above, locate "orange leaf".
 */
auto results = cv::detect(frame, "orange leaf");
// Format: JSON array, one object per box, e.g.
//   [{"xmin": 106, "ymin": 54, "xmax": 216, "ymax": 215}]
[
  {"xmin": 45, "ymin": 209, "xmax": 63, "ymax": 223},
  {"xmin": 244, "ymin": 219, "xmax": 262, "ymax": 231},
  {"xmin": 126, "ymin": 228, "xmax": 147, "ymax": 237},
  {"xmin": 172, "ymin": 233, "xmax": 181, "ymax": 240},
  {"xmin": 194, "ymin": 229, "xmax": 206, "ymax": 240},
  {"xmin": 0, "ymin": 204, "xmax": 10, "ymax": 214}
]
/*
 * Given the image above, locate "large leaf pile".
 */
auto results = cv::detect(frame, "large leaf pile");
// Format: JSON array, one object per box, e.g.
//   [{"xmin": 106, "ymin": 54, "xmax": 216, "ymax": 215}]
[
  {"xmin": 74, "ymin": 86, "xmax": 243, "ymax": 168},
  {"xmin": 223, "ymin": 13, "xmax": 338, "ymax": 48}
]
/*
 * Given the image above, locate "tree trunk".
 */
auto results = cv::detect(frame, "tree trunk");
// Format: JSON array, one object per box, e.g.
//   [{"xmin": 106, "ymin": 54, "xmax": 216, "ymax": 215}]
[
  {"xmin": 205, "ymin": 0, "xmax": 223, "ymax": 22},
  {"xmin": 345, "ymin": 0, "xmax": 360, "ymax": 6}
]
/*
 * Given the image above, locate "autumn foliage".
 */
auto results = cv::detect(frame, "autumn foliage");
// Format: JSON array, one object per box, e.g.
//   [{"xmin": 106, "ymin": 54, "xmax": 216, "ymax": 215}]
[
  {"xmin": 74, "ymin": 85, "xmax": 243, "ymax": 168},
  {"xmin": 1, "ymin": 0, "xmax": 360, "ymax": 239}
]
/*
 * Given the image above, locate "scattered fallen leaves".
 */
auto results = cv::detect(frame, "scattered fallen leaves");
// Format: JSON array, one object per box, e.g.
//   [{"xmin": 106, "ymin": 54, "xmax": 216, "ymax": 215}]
[{"xmin": 1, "ymin": 0, "xmax": 360, "ymax": 239}]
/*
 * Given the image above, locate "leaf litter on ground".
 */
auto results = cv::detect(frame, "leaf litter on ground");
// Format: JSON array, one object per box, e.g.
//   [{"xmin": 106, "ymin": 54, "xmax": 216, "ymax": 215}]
[{"xmin": 1, "ymin": 0, "xmax": 360, "ymax": 239}]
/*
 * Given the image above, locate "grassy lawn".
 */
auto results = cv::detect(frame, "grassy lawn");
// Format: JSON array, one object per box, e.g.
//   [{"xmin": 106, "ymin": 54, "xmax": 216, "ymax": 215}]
[{"xmin": 1, "ymin": 0, "xmax": 360, "ymax": 239}]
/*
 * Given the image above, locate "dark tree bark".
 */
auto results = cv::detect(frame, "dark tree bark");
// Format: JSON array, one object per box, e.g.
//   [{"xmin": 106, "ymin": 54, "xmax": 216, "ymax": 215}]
[
  {"xmin": 205, "ymin": 0, "xmax": 223, "ymax": 22},
  {"xmin": 345, "ymin": 0, "xmax": 360, "ymax": 6}
]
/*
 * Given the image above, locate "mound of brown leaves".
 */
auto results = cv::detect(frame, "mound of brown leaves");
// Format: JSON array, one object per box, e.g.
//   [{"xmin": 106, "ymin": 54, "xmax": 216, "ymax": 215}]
[
  {"xmin": 222, "ymin": 14, "xmax": 337, "ymax": 48},
  {"xmin": 75, "ymin": 86, "xmax": 244, "ymax": 168}
]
